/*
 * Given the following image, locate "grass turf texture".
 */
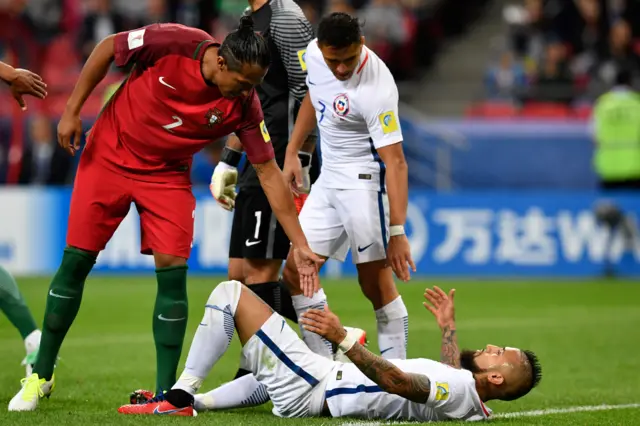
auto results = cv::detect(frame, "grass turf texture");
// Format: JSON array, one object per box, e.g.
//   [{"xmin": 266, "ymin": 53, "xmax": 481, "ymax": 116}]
[{"xmin": 1, "ymin": 277, "xmax": 639, "ymax": 425}]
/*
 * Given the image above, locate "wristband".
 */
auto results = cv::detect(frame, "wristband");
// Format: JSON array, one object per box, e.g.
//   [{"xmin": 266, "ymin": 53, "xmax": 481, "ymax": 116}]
[
  {"xmin": 389, "ymin": 225, "xmax": 405, "ymax": 237},
  {"xmin": 220, "ymin": 146, "xmax": 242, "ymax": 167},
  {"xmin": 298, "ymin": 151, "xmax": 312, "ymax": 168},
  {"xmin": 338, "ymin": 332, "xmax": 358, "ymax": 353}
]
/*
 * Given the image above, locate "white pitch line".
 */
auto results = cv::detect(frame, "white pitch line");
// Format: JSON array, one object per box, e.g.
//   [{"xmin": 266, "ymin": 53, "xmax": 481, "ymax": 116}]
[
  {"xmin": 340, "ymin": 402, "xmax": 640, "ymax": 425},
  {"xmin": 493, "ymin": 403, "xmax": 640, "ymax": 418}
]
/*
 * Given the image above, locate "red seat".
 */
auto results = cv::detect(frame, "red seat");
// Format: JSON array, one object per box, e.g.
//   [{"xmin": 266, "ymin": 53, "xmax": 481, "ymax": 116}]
[
  {"xmin": 465, "ymin": 102, "xmax": 518, "ymax": 119},
  {"xmin": 521, "ymin": 102, "xmax": 570, "ymax": 119},
  {"xmin": 573, "ymin": 104, "xmax": 593, "ymax": 120}
]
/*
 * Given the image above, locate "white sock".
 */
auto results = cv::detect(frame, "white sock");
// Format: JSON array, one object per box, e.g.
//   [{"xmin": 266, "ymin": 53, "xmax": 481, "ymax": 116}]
[
  {"xmin": 173, "ymin": 281, "xmax": 242, "ymax": 394},
  {"xmin": 291, "ymin": 289, "xmax": 333, "ymax": 359},
  {"xmin": 24, "ymin": 329, "xmax": 41, "ymax": 355},
  {"xmin": 375, "ymin": 296, "xmax": 409, "ymax": 359},
  {"xmin": 194, "ymin": 375, "xmax": 269, "ymax": 411}
]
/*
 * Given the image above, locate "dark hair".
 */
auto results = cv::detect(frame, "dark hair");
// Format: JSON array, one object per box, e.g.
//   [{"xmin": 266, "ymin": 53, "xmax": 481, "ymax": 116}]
[
  {"xmin": 317, "ymin": 12, "xmax": 362, "ymax": 49},
  {"xmin": 219, "ymin": 16, "xmax": 270, "ymax": 72},
  {"xmin": 501, "ymin": 349, "xmax": 543, "ymax": 401},
  {"xmin": 616, "ymin": 68, "xmax": 633, "ymax": 86}
]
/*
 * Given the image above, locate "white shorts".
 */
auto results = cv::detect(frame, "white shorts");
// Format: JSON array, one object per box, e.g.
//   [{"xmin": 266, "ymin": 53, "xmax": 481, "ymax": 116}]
[
  {"xmin": 240, "ymin": 313, "xmax": 336, "ymax": 418},
  {"xmin": 299, "ymin": 185, "xmax": 390, "ymax": 264}
]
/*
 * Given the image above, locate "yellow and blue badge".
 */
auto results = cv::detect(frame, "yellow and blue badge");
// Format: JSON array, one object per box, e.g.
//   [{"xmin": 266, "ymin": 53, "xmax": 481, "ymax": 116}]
[
  {"xmin": 435, "ymin": 382, "xmax": 450, "ymax": 401},
  {"xmin": 260, "ymin": 120, "xmax": 271, "ymax": 143},
  {"xmin": 379, "ymin": 111, "xmax": 399, "ymax": 134},
  {"xmin": 297, "ymin": 49, "xmax": 307, "ymax": 71}
]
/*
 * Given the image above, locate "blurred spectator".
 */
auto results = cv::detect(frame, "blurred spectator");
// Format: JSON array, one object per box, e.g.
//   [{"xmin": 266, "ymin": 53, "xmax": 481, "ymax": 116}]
[
  {"xmin": 530, "ymin": 42, "xmax": 574, "ymax": 103},
  {"xmin": 596, "ymin": 20, "xmax": 639, "ymax": 87},
  {"xmin": 484, "ymin": 51, "xmax": 528, "ymax": 100},
  {"xmin": 78, "ymin": 0, "xmax": 128, "ymax": 62},
  {"xmin": 143, "ymin": 0, "xmax": 170, "ymax": 25},
  {"xmin": 18, "ymin": 115, "xmax": 71, "ymax": 185},
  {"xmin": 358, "ymin": 0, "xmax": 408, "ymax": 64}
]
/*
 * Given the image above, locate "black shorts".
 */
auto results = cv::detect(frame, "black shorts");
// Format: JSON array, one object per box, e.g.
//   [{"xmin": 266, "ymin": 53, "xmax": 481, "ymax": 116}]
[{"xmin": 229, "ymin": 188, "xmax": 291, "ymax": 260}]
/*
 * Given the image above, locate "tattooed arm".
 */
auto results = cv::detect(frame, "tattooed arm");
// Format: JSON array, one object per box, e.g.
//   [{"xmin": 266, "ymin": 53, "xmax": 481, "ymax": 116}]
[
  {"xmin": 440, "ymin": 323, "xmax": 461, "ymax": 369},
  {"xmin": 344, "ymin": 343, "xmax": 432, "ymax": 403},
  {"xmin": 300, "ymin": 306, "xmax": 432, "ymax": 404}
]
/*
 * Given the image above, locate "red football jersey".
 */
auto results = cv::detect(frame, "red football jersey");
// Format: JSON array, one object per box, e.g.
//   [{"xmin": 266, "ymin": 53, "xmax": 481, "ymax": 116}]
[{"xmin": 84, "ymin": 23, "xmax": 274, "ymax": 184}]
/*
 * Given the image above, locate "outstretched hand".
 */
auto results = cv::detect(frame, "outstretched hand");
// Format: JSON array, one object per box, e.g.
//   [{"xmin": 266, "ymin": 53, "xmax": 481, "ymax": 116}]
[
  {"xmin": 292, "ymin": 246, "xmax": 325, "ymax": 297},
  {"xmin": 299, "ymin": 304, "xmax": 346, "ymax": 344},
  {"xmin": 8, "ymin": 68, "xmax": 47, "ymax": 111},
  {"xmin": 423, "ymin": 286, "xmax": 456, "ymax": 329}
]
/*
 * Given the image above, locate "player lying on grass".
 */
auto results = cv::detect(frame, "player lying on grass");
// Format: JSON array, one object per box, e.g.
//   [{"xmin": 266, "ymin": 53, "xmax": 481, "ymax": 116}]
[
  {"xmin": 8, "ymin": 17, "xmax": 324, "ymax": 412},
  {"xmin": 118, "ymin": 282, "xmax": 542, "ymax": 420}
]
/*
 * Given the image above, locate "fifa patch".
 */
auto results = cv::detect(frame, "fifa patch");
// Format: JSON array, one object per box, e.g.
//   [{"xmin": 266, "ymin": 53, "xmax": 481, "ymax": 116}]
[
  {"xmin": 127, "ymin": 29, "xmax": 146, "ymax": 50},
  {"xmin": 436, "ymin": 382, "xmax": 449, "ymax": 401},
  {"xmin": 297, "ymin": 49, "xmax": 307, "ymax": 71},
  {"xmin": 379, "ymin": 111, "xmax": 399, "ymax": 134},
  {"xmin": 333, "ymin": 94, "xmax": 350, "ymax": 117},
  {"xmin": 260, "ymin": 120, "xmax": 271, "ymax": 143},
  {"xmin": 336, "ymin": 370, "xmax": 342, "ymax": 381}
]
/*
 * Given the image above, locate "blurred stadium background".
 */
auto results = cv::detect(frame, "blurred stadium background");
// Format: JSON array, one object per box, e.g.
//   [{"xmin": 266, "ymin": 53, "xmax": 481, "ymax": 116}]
[{"xmin": 1, "ymin": 0, "xmax": 640, "ymax": 424}]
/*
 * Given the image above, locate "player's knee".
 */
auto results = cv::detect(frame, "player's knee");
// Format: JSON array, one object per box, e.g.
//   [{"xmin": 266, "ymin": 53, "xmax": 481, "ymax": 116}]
[
  {"xmin": 208, "ymin": 280, "xmax": 243, "ymax": 314},
  {"xmin": 154, "ymin": 252, "xmax": 187, "ymax": 269}
]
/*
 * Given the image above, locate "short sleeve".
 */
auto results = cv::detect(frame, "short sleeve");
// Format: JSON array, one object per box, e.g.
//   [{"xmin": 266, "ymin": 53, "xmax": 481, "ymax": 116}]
[
  {"xmin": 235, "ymin": 90, "xmax": 275, "ymax": 164},
  {"xmin": 425, "ymin": 369, "xmax": 490, "ymax": 421},
  {"xmin": 113, "ymin": 23, "xmax": 212, "ymax": 68},
  {"xmin": 361, "ymin": 67, "xmax": 403, "ymax": 150},
  {"xmin": 270, "ymin": 10, "xmax": 314, "ymax": 104}
]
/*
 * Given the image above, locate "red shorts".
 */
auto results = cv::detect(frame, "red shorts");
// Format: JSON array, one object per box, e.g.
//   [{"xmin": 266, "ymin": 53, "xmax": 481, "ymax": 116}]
[{"xmin": 67, "ymin": 159, "xmax": 196, "ymax": 258}]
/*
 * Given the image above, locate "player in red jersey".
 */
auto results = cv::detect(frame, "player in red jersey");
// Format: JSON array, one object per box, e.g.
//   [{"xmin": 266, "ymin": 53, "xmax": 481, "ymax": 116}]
[{"xmin": 8, "ymin": 17, "xmax": 324, "ymax": 413}]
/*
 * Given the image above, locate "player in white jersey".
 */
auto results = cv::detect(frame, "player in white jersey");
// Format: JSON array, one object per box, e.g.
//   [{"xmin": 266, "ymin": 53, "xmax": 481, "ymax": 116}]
[
  {"xmin": 118, "ymin": 281, "xmax": 542, "ymax": 420},
  {"xmin": 279, "ymin": 12, "xmax": 416, "ymax": 362}
]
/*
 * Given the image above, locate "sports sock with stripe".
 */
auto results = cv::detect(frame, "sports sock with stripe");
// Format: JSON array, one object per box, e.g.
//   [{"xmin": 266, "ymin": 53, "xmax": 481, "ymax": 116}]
[
  {"xmin": 376, "ymin": 295, "xmax": 409, "ymax": 359},
  {"xmin": 154, "ymin": 265, "xmax": 189, "ymax": 394},
  {"xmin": 173, "ymin": 281, "xmax": 241, "ymax": 394},
  {"xmin": 292, "ymin": 288, "xmax": 334, "ymax": 359},
  {"xmin": 194, "ymin": 374, "xmax": 269, "ymax": 411},
  {"xmin": 34, "ymin": 247, "xmax": 95, "ymax": 381}
]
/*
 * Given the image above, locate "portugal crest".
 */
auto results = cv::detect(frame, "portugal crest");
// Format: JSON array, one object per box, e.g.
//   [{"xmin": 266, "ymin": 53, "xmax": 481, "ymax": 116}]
[{"xmin": 205, "ymin": 108, "xmax": 225, "ymax": 128}]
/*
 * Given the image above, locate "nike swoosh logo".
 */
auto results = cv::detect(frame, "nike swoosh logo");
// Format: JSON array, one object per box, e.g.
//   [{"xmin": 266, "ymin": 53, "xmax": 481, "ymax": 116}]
[
  {"xmin": 380, "ymin": 347, "xmax": 393, "ymax": 355},
  {"xmin": 199, "ymin": 323, "xmax": 207, "ymax": 326},
  {"xmin": 159, "ymin": 76, "xmax": 177, "ymax": 90},
  {"xmin": 157, "ymin": 314, "xmax": 186, "ymax": 322},
  {"xmin": 357, "ymin": 243, "xmax": 374, "ymax": 252},
  {"xmin": 49, "ymin": 289, "xmax": 73, "ymax": 299},
  {"xmin": 153, "ymin": 406, "xmax": 188, "ymax": 415},
  {"xmin": 308, "ymin": 80, "xmax": 315, "ymax": 85},
  {"xmin": 245, "ymin": 239, "xmax": 262, "ymax": 247}
]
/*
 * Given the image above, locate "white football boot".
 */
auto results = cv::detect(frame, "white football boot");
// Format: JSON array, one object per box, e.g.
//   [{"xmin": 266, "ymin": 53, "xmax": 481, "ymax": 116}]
[
  {"xmin": 8, "ymin": 373, "xmax": 55, "ymax": 411},
  {"xmin": 334, "ymin": 326, "xmax": 367, "ymax": 363}
]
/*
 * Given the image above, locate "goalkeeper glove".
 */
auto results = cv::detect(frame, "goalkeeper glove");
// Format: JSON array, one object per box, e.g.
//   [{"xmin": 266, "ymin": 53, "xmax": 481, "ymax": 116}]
[
  {"xmin": 297, "ymin": 151, "xmax": 312, "ymax": 195},
  {"xmin": 210, "ymin": 146, "xmax": 241, "ymax": 211}
]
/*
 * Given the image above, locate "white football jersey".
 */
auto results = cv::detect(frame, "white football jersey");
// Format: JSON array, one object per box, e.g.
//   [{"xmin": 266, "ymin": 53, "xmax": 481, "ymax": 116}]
[
  {"xmin": 304, "ymin": 39, "xmax": 403, "ymax": 191},
  {"xmin": 324, "ymin": 359, "xmax": 492, "ymax": 422}
]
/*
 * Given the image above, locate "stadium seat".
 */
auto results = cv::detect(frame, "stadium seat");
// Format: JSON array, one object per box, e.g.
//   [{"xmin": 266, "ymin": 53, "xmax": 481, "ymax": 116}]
[
  {"xmin": 521, "ymin": 102, "xmax": 570, "ymax": 119},
  {"xmin": 573, "ymin": 104, "xmax": 593, "ymax": 120},
  {"xmin": 465, "ymin": 102, "xmax": 518, "ymax": 119}
]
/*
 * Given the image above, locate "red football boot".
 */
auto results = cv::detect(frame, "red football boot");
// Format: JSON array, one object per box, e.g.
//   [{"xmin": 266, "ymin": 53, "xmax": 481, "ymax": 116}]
[{"xmin": 118, "ymin": 393, "xmax": 197, "ymax": 416}]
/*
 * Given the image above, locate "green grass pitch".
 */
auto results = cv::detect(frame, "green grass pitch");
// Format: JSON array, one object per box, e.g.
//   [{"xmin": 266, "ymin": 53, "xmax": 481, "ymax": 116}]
[{"xmin": 1, "ymin": 276, "xmax": 639, "ymax": 425}]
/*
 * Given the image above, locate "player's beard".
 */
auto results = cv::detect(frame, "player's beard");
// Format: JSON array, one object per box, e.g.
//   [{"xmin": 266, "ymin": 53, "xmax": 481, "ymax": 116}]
[{"xmin": 460, "ymin": 349, "xmax": 484, "ymax": 373}]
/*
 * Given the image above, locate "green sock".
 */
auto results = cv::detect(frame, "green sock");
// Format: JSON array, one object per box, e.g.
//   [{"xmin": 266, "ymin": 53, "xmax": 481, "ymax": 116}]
[
  {"xmin": 0, "ymin": 266, "xmax": 38, "ymax": 339},
  {"xmin": 154, "ymin": 265, "xmax": 189, "ymax": 394},
  {"xmin": 33, "ymin": 247, "xmax": 95, "ymax": 381}
]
